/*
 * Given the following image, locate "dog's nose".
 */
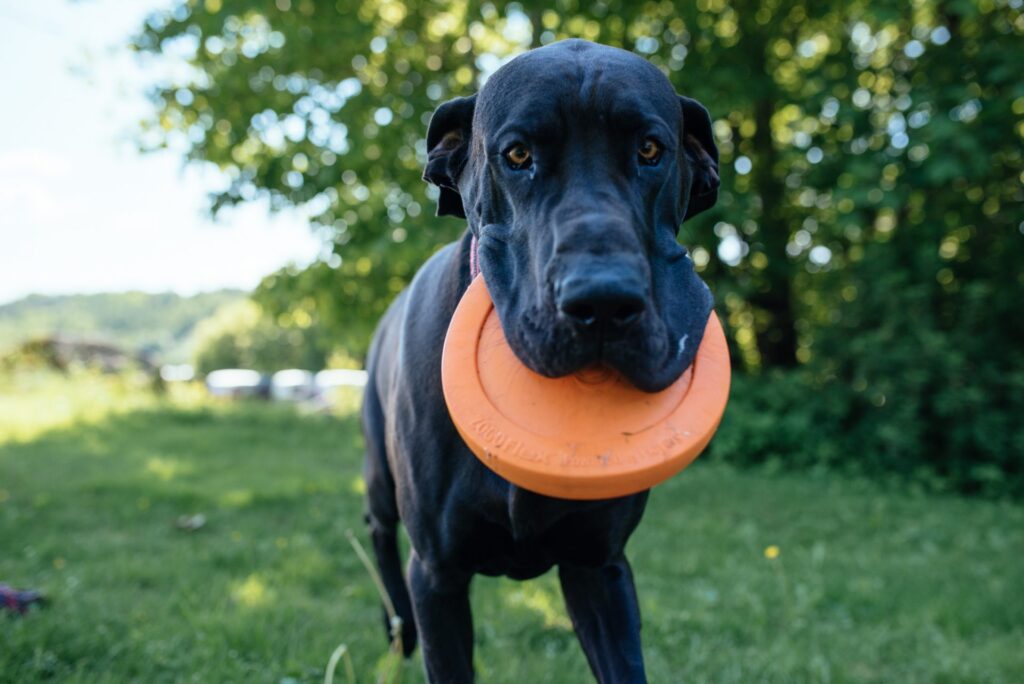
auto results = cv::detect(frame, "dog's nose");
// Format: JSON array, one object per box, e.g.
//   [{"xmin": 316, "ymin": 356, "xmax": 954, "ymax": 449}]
[{"xmin": 557, "ymin": 274, "xmax": 646, "ymax": 329}]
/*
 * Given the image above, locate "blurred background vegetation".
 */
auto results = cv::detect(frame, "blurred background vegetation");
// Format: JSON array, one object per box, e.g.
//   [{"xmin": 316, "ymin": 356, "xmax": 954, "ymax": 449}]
[
  {"xmin": 0, "ymin": 290, "xmax": 243, "ymax": 363},
  {"xmin": 121, "ymin": 0, "xmax": 1024, "ymax": 496}
]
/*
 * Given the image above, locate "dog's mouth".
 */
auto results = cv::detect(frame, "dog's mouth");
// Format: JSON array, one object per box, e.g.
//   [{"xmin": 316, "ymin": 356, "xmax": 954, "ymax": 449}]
[
  {"xmin": 503, "ymin": 305, "xmax": 690, "ymax": 394},
  {"xmin": 477, "ymin": 229, "xmax": 712, "ymax": 394}
]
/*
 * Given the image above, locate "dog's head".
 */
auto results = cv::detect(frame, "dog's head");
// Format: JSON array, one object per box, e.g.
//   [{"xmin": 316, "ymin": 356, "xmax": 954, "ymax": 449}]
[{"xmin": 424, "ymin": 40, "xmax": 719, "ymax": 393}]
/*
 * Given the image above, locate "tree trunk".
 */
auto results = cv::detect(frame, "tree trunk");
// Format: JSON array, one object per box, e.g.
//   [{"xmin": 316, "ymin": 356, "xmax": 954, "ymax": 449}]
[{"xmin": 749, "ymin": 96, "xmax": 798, "ymax": 368}]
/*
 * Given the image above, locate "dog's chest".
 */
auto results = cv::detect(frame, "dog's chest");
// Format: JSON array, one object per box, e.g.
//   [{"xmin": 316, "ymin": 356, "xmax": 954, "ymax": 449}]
[
  {"xmin": 459, "ymin": 484, "xmax": 620, "ymax": 579},
  {"xmin": 505, "ymin": 484, "xmax": 600, "ymax": 539}
]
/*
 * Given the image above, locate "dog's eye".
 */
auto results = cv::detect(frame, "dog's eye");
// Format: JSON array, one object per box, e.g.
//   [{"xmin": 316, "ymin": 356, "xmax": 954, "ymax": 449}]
[
  {"xmin": 638, "ymin": 138, "xmax": 662, "ymax": 165},
  {"xmin": 504, "ymin": 144, "xmax": 532, "ymax": 170}
]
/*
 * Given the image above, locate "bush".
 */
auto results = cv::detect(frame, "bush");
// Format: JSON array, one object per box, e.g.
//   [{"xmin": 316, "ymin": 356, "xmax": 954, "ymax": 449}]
[{"xmin": 714, "ymin": 361, "xmax": 1024, "ymax": 499}]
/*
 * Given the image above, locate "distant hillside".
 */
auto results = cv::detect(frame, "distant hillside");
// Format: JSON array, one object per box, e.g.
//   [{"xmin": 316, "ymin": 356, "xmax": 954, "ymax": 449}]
[{"xmin": 0, "ymin": 290, "xmax": 246, "ymax": 364}]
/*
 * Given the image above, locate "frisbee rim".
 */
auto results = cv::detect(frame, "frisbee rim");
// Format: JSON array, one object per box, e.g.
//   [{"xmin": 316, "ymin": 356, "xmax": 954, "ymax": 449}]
[{"xmin": 441, "ymin": 275, "xmax": 731, "ymax": 500}]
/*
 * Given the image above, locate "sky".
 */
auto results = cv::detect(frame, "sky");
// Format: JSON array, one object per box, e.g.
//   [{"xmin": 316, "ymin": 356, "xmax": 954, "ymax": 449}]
[{"xmin": 0, "ymin": 0, "xmax": 324, "ymax": 305}]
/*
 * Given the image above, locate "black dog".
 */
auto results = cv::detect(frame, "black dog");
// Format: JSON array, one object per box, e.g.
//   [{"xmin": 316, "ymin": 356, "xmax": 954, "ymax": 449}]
[{"xmin": 361, "ymin": 39, "xmax": 719, "ymax": 683}]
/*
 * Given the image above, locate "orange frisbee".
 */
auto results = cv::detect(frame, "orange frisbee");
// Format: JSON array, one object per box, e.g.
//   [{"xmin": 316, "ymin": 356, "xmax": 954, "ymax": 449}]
[{"xmin": 442, "ymin": 275, "xmax": 731, "ymax": 500}]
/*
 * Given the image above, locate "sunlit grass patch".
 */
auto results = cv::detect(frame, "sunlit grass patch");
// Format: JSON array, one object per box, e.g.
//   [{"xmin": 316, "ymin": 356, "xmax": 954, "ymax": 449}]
[
  {"xmin": 503, "ymin": 581, "xmax": 572, "ymax": 631},
  {"xmin": 0, "ymin": 368, "xmax": 210, "ymax": 443},
  {"xmin": 231, "ymin": 573, "xmax": 274, "ymax": 608},
  {"xmin": 0, "ymin": 368, "xmax": 156, "ymax": 443}
]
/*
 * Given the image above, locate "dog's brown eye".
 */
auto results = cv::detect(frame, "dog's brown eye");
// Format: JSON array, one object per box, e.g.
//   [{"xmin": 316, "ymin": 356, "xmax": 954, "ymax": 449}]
[
  {"xmin": 504, "ymin": 144, "xmax": 532, "ymax": 169},
  {"xmin": 638, "ymin": 138, "xmax": 662, "ymax": 165}
]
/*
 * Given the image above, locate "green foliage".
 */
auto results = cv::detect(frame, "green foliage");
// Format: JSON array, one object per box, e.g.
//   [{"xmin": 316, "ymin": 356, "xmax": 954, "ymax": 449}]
[
  {"xmin": 191, "ymin": 299, "xmax": 332, "ymax": 373},
  {"xmin": 817, "ymin": 244, "xmax": 1024, "ymax": 492},
  {"xmin": 131, "ymin": 1, "xmax": 1024, "ymax": 493},
  {"xmin": 0, "ymin": 290, "xmax": 244, "ymax": 363},
  {"xmin": 714, "ymin": 363, "xmax": 1024, "ymax": 497},
  {"xmin": 1, "ymin": 386, "xmax": 1022, "ymax": 682}
]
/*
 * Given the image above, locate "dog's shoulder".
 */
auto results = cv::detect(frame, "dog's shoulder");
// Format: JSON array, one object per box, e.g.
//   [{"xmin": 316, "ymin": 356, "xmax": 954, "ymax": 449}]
[{"xmin": 366, "ymin": 231, "xmax": 472, "ymax": 400}]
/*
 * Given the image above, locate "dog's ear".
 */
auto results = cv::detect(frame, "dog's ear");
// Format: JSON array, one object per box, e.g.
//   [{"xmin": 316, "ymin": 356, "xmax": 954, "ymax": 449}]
[
  {"xmin": 423, "ymin": 94, "xmax": 477, "ymax": 218},
  {"xmin": 679, "ymin": 96, "xmax": 720, "ymax": 221}
]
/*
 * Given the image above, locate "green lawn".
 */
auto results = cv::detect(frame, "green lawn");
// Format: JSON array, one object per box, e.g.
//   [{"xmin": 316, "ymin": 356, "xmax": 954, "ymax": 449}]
[{"xmin": 1, "ymin": 374, "xmax": 1022, "ymax": 683}]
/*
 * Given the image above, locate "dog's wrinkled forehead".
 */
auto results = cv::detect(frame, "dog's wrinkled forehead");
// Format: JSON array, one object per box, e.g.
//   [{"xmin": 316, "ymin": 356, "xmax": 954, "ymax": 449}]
[{"xmin": 474, "ymin": 40, "xmax": 681, "ymax": 140}]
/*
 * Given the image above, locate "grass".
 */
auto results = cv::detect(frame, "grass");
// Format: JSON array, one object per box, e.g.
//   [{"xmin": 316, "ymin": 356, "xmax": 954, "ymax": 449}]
[{"xmin": 1, "ymin": 371, "xmax": 1022, "ymax": 683}]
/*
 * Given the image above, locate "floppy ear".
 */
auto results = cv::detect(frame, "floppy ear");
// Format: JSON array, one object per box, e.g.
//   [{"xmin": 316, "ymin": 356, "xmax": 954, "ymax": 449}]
[
  {"xmin": 423, "ymin": 94, "xmax": 477, "ymax": 218},
  {"xmin": 679, "ymin": 96, "xmax": 720, "ymax": 221}
]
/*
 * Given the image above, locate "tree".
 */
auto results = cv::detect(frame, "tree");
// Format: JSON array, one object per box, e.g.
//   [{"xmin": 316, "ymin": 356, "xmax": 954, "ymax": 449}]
[
  {"xmin": 134, "ymin": 0, "xmax": 1024, "ymax": 493},
  {"xmin": 191, "ymin": 299, "xmax": 331, "ymax": 373}
]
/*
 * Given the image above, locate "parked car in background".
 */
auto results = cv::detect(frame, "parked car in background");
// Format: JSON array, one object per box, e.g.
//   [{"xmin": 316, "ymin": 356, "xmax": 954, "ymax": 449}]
[{"xmin": 205, "ymin": 369, "xmax": 269, "ymax": 399}]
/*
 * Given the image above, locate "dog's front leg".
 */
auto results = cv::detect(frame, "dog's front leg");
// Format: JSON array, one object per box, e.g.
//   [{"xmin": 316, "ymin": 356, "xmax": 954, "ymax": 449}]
[
  {"xmin": 559, "ymin": 555, "xmax": 647, "ymax": 683},
  {"xmin": 408, "ymin": 552, "xmax": 474, "ymax": 683}
]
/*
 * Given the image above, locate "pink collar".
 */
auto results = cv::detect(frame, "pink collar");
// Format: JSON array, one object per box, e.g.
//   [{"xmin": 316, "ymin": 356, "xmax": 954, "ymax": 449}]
[{"xmin": 469, "ymin": 234, "xmax": 481, "ymax": 280}]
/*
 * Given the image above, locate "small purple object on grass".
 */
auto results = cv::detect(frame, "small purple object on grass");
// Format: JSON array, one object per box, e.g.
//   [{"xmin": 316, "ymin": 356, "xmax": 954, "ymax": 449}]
[{"xmin": 1, "ymin": 584, "xmax": 46, "ymax": 615}]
